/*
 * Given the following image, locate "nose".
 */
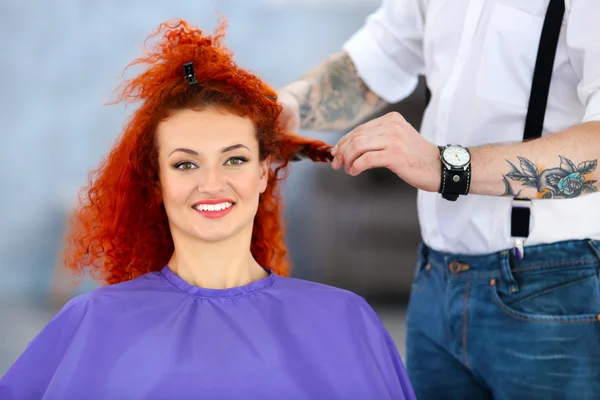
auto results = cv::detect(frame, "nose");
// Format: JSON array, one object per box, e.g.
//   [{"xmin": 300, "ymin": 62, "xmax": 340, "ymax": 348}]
[{"xmin": 197, "ymin": 165, "xmax": 227, "ymax": 195}]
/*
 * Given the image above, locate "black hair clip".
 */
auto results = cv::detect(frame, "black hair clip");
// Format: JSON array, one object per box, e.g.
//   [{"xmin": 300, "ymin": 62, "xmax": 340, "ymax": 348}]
[
  {"xmin": 266, "ymin": 95, "xmax": 276, "ymax": 100},
  {"xmin": 183, "ymin": 62, "xmax": 198, "ymax": 85}
]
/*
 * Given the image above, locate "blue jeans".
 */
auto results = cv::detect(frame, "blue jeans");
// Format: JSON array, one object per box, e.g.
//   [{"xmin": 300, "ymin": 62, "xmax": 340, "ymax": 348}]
[{"xmin": 405, "ymin": 239, "xmax": 600, "ymax": 399}]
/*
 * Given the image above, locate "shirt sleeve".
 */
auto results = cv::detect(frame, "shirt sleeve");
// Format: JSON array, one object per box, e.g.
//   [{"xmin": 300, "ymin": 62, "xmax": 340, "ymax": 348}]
[
  {"xmin": 342, "ymin": 0, "xmax": 426, "ymax": 104},
  {"xmin": 565, "ymin": 0, "xmax": 600, "ymax": 122},
  {"xmin": 0, "ymin": 298, "xmax": 91, "ymax": 400}
]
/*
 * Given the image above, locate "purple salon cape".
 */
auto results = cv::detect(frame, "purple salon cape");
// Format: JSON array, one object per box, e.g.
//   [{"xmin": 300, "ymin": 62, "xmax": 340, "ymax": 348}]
[{"xmin": 0, "ymin": 266, "xmax": 415, "ymax": 399}]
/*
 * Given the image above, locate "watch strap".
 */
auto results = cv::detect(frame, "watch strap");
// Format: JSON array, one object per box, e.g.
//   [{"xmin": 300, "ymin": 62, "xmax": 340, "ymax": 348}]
[{"xmin": 438, "ymin": 146, "xmax": 471, "ymax": 200}]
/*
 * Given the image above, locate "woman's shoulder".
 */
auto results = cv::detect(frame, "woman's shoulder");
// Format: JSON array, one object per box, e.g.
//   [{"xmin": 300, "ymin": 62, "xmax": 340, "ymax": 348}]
[
  {"xmin": 272, "ymin": 275, "xmax": 376, "ymax": 313},
  {"xmin": 62, "ymin": 269, "xmax": 168, "ymax": 309},
  {"xmin": 274, "ymin": 274, "xmax": 358, "ymax": 295},
  {"xmin": 272, "ymin": 275, "xmax": 391, "ymax": 336}
]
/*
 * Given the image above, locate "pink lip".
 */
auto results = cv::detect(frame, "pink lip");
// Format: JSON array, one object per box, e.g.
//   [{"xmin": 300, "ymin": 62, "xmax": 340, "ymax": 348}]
[{"xmin": 194, "ymin": 206, "xmax": 233, "ymax": 219}]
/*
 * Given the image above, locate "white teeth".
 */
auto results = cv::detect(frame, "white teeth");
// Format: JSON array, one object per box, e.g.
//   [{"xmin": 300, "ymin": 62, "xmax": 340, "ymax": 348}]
[{"xmin": 193, "ymin": 202, "xmax": 233, "ymax": 212}]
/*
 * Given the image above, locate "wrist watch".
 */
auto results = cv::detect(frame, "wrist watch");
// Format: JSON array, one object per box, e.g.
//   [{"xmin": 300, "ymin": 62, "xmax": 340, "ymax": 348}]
[{"xmin": 438, "ymin": 144, "xmax": 471, "ymax": 201}]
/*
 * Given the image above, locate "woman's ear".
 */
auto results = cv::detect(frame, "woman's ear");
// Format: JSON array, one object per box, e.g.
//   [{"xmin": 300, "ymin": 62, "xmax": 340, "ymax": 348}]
[{"xmin": 258, "ymin": 156, "xmax": 271, "ymax": 194}]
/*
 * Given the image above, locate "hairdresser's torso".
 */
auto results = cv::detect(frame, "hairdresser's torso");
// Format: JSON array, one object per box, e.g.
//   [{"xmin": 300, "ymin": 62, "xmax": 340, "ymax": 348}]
[{"xmin": 347, "ymin": 0, "xmax": 600, "ymax": 254}]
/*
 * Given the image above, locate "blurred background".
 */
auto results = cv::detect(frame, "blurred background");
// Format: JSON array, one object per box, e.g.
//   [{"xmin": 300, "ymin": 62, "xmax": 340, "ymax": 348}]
[{"xmin": 0, "ymin": 0, "xmax": 428, "ymax": 375}]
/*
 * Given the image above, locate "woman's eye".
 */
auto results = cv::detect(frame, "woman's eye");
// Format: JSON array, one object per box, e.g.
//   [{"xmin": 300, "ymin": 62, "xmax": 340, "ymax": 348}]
[
  {"xmin": 174, "ymin": 161, "xmax": 197, "ymax": 170},
  {"xmin": 225, "ymin": 157, "xmax": 248, "ymax": 166}
]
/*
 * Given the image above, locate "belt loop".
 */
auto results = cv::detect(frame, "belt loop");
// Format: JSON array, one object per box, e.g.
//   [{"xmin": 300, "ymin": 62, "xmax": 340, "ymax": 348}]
[
  {"xmin": 588, "ymin": 239, "xmax": 600, "ymax": 264},
  {"xmin": 500, "ymin": 250, "xmax": 519, "ymax": 294},
  {"xmin": 417, "ymin": 242, "xmax": 429, "ymax": 268},
  {"xmin": 421, "ymin": 242, "xmax": 430, "ymax": 265}
]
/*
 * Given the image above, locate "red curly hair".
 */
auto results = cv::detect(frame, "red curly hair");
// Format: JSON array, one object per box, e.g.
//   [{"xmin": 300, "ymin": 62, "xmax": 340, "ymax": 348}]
[{"xmin": 64, "ymin": 19, "xmax": 332, "ymax": 285}]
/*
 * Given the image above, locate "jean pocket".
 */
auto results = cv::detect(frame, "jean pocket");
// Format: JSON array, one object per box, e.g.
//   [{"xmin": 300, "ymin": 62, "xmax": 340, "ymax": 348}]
[{"xmin": 491, "ymin": 264, "xmax": 600, "ymax": 323}]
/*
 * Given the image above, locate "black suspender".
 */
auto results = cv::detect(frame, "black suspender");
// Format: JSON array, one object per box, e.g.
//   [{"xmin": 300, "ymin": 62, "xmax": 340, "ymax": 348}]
[
  {"xmin": 511, "ymin": 0, "xmax": 565, "ymax": 259},
  {"xmin": 523, "ymin": 0, "xmax": 565, "ymax": 141}
]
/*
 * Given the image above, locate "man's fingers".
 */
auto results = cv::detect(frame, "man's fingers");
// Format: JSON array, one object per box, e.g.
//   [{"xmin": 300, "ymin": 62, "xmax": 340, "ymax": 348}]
[
  {"xmin": 331, "ymin": 114, "xmax": 389, "ymax": 155},
  {"xmin": 338, "ymin": 135, "xmax": 388, "ymax": 171},
  {"xmin": 347, "ymin": 150, "xmax": 390, "ymax": 176}
]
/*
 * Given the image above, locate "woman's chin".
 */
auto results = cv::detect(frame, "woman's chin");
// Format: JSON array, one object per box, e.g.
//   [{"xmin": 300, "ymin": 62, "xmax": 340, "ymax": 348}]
[
  {"xmin": 189, "ymin": 227, "xmax": 238, "ymax": 244},
  {"xmin": 194, "ymin": 234, "xmax": 233, "ymax": 243}
]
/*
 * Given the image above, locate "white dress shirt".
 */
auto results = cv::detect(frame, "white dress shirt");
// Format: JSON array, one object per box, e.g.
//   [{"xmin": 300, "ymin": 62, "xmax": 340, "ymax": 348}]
[{"xmin": 343, "ymin": 0, "xmax": 600, "ymax": 255}]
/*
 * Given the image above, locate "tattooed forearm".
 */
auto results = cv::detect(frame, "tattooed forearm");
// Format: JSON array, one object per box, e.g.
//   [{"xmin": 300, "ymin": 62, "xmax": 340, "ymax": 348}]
[
  {"xmin": 281, "ymin": 52, "xmax": 389, "ymax": 131},
  {"xmin": 468, "ymin": 121, "xmax": 600, "ymax": 198},
  {"xmin": 502, "ymin": 156, "xmax": 598, "ymax": 199}
]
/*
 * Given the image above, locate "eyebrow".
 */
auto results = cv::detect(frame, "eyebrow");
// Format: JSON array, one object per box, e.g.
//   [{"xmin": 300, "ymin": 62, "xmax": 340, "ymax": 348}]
[{"xmin": 169, "ymin": 144, "xmax": 250, "ymax": 157}]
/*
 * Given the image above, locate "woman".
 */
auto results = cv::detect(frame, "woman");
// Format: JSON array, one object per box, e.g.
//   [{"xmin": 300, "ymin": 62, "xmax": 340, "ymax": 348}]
[{"xmin": 0, "ymin": 20, "xmax": 415, "ymax": 399}]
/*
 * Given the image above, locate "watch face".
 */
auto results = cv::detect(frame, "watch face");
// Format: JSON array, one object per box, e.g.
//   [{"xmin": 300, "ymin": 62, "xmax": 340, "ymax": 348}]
[{"xmin": 442, "ymin": 146, "xmax": 470, "ymax": 167}]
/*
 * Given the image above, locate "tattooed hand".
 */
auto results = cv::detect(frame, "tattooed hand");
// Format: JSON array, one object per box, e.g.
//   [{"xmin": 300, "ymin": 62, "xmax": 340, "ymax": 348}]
[
  {"xmin": 276, "ymin": 89, "xmax": 301, "ymax": 133},
  {"xmin": 330, "ymin": 112, "xmax": 441, "ymax": 192},
  {"xmin": 503, "ymin": 155, "xmax": 598, "ymax": 198}
]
